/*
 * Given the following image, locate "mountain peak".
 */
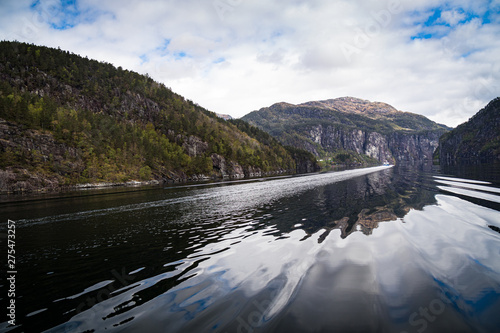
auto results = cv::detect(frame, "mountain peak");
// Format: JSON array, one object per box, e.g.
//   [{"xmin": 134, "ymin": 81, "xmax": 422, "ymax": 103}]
[
  {"xmin": 268, "ymin": 102, "xmax": 296, "ymax": 110},
  {"xmin": 300, "ymin": 97, "xmax": 399, "ymax": 116}
]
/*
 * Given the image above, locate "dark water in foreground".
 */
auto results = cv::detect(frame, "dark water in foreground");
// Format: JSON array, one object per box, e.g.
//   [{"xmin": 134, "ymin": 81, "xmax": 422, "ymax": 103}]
[{"xmin": 1, "ymin": 165, "xmax": 500, "ymax": 333}]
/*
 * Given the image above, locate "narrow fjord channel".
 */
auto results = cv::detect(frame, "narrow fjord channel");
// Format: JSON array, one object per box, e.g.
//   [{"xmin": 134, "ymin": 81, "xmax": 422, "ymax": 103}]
[{"xmin": 1, "ymin": 165, "xmax": 500, "ymax": 333}]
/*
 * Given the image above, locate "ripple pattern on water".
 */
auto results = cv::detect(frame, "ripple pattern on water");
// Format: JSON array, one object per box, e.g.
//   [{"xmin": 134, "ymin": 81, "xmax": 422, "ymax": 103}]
[{"xmin": 2, "ymin": 166, "xmax": 500, "ymax": 333}]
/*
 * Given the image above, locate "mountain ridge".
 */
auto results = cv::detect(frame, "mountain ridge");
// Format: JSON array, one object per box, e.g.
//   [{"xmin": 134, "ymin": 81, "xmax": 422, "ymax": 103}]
[{"xmin": 242, "ymin": 97, "xmax": 450, "ymax": 166}]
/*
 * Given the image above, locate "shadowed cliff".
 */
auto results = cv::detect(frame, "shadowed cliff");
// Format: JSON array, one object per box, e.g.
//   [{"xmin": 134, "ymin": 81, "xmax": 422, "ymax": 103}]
[{"xmin": 439, "ymin": 97, "xmax": 500, "ymax": 166}]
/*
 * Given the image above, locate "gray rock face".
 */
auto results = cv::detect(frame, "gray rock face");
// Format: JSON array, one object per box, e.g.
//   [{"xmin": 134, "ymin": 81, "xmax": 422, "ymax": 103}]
[
  {"xmin": 182, "ymin": 135, "xmax": 209, "ymax": 157},
  {"xmin": 0, "ymin": 118, "xmax": 83, "ymax": 192},
  {"xmin": 210, "ymin": 153, "xmax": 291, "ymax": 179},
  {"xmin": 210, "ymin": 153, "xmax": 245, "ymax": 179},
  {"xmin": 389, "ymin": 132, "xmax": 441, "ymax": 165},
  {"xmin": 303, "ymin": 124, "xmax": 439, "ymax": 165}
]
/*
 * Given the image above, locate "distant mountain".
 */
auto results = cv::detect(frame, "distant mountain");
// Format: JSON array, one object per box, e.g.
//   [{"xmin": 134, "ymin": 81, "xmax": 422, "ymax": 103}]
[
  {"xmin": 439, "ymin": 97, "xmax": 500, "ymax": 165},
  {"xmin": 0, "ymin": 41, "xmax": 316, "ymax": 193},
  {"xmin": 242, "ymin": 97, "xmax": 450, "ymax": 166},
  {"xmin": 302, "ymin": 97, "xmax": 442, "ymax": 130}
]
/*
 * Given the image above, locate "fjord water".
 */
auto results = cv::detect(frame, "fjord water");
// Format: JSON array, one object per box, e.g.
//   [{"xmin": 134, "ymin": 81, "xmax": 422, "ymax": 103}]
[{"xmin": 1, "ymin": 166, "xmax": 500, "ymax": 333}]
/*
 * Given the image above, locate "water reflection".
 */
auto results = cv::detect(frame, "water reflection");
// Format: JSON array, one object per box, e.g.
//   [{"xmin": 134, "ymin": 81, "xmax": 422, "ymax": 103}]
[
  {"xmin": 276, "ymin": 165, "xmax": 438, "ymax": 239},
  {"xmin": 440, "ymin": 163, "xmax": 500, "ymax": 184},
  {"xmin": 1, "ymin": 166, "xmax": 499, "ymax": 333}
]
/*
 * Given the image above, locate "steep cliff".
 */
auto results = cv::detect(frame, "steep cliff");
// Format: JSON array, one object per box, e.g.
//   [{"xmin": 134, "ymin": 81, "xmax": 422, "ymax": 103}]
[
  {"xmin": 305, "ymin": 124, "xmax": 394, "ymax": 163},
  {"xmin": 439, "ymin": 98, "xmax": 500, "ymax": 165},
  {"xmin": 389, "ymin": 131, "xmax": 442, "ymax": 165},
  {"xmin": 242, "ymin": 97, "xmax": 449, "ymax": 166}
]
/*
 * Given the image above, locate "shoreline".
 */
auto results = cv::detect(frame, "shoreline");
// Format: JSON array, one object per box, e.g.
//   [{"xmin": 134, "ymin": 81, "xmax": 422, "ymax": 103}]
[
  {"xmin": 74, "ymin": 179, "xmax": 162, "ymax": 190},
  {"xmin": 0, "ymin": 165, "xmax": 390, "ymax": 204},
  {"xmin": 0, "ymin": 171, "xmax": 295, "ymax": 203},
  {"xmin": 0, "ymin": 167, "xmax": 297, "ymax": 196}
]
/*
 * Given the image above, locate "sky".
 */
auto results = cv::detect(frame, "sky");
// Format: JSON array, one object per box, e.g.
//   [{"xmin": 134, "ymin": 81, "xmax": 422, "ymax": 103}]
[{"xmin": 0, "ymin": 0, "xmax": 499, "ymax": 127}]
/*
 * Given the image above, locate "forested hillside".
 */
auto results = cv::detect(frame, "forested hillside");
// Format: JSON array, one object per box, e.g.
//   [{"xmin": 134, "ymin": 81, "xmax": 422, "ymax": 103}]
[
  {"xmin": 439, "ymin": 97, "xmax": 500, "ymax": 165},
  {"xmin": 0, "ymin": 41, "xmax": 311, "ymax": 192}
]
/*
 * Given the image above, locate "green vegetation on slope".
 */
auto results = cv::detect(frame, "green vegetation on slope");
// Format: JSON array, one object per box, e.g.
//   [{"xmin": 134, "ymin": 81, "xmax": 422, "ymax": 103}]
[
  {"xmin": 439, "ymin": 97, "xmax": 500, "ymax": 165},
  {"xmin": 318, "ymin": 151, "xmax": 381, "ymax": 169},
  {"xmin": 0, "ymin": 41, "xmax": 300, "ymax": 190},
  {"xmin": 244, "ymin": 100, "xmax": 448, "ymax": 138}
]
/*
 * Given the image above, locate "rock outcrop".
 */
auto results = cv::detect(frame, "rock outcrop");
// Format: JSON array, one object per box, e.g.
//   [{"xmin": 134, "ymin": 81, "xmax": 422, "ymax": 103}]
[
  {"xmin": 182, "ymin": 135, "xmax": 209, "ymax": 157},
  {"xmin": 210, "ymin": 153, "xmax": 291, "ymax": 180},
  {"xmin": 211, "ymin": 153, "xmax": 244, "ymax": 179}
]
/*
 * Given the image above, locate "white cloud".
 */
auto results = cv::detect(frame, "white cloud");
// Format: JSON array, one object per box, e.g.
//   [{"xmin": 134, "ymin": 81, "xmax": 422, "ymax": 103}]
[
  {"xmin": 168, "ymin": 33, "xmax": 217, "ymax": 58},
  {"xmin": 440, "ymin": 9, "xmax": 466, "ymax": 26},
  {"xmin": 0, "ymin": 0, "xmax": 499, "ymax": 127}
]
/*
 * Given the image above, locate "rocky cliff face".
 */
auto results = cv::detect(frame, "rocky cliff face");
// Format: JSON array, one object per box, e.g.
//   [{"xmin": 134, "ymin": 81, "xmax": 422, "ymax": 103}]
[
  {"xmin": 439, "ymin": 98, "xmax": 500, "ymax": 166},
  {"xmin": 389, "ymin": 131, "xmax": 442, "ymax": 165},
  {"xmin": 0, "ymin": 119, "xmax": 83, "ymax": 192},
  {"xmin": 182, "ymin": 135, "xmax": 209, "ymax": 157},
  {"xmin": 303, "ymin": 124, "xmax": 442, "ymax": 166},
  {"xmin": 210, "ymin": 153, "xmax": 289, "ymax": 180},
  {"xmin": 307, "ymin": 125, "xmax": 394, "ymax": 163}
]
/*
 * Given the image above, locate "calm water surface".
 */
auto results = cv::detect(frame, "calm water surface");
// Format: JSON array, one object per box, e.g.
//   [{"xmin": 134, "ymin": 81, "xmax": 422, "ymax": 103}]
[{"xmin": 1, "ymin": 165, "xmax": 500, "ymax": 333}]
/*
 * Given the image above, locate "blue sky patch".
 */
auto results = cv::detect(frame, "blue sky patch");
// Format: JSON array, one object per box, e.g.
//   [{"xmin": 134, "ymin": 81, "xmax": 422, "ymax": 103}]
[
  {"xmin": 480, "ymin": 9, "xmax": 493, "ymax": 24},
  {"xmin": 30, "ymin": 0, "xmax": 41, "ymax": 9},
  {"xmin": 410, "ymin": 6, "xmax": 484, "ymax": 40},
  {"xmin": 407, "ymin": 3, "xmax": 497, "ymax": 59},
  {"xmin": 423, "ymin": 8, "xmax": 443, "ymax": 27},
  {"xmin": 410, "ymin": 33, "xmax": 433, "ymax": 40},
  {"xmin": 156, "ymin": 39, "xmax": 171, "ymax": 53},
  {"xmin": 174, "ymin": 51, "xmax": 189, "ymax": 60},
  {"xmin": 139, "ymin": 54, "xmax": 148, "ymax": 64},
  {"xmin": 31, "ymin": 0, "xmax": 108, "ymax": 30}
]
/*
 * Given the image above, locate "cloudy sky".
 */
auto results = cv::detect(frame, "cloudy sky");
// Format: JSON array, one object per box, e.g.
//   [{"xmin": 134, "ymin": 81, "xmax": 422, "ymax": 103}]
[{"xmin": 1, "ymin": 0, "xmax": 499, "ymax": 127}]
